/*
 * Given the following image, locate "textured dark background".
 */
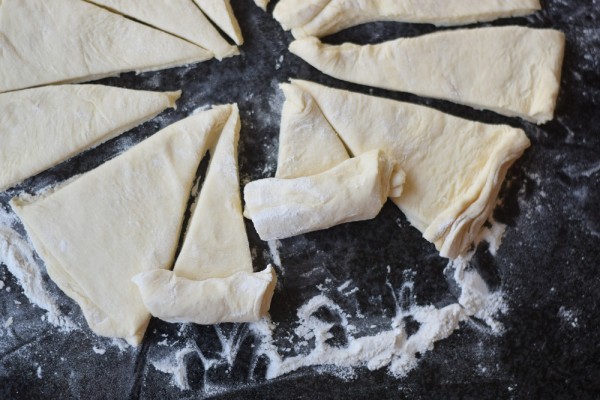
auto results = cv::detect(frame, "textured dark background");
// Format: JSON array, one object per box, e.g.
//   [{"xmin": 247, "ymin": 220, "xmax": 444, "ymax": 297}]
[{"xmin": 1, "ymin": 0, "xmax": 599, "ymax": 398}]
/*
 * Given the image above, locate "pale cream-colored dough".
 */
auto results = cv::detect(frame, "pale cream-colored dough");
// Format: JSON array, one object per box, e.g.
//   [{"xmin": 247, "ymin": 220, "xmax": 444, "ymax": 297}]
[
  {"xmin": 289, "ymin": 80, "xmax": 531, "ymax": 259},
  {"xmin": 0, "ymin": 0, "xmax": 212, "ymax": 94},
  {"xmin": 87, "ymin": 0, "xmax": 238, "ymax": 60},
  {"xmin": 290, "ymin": 27, "xmax": 565, "ymax": 124},
  {"xmin": 276, "ymin": 83, "xmax": 350, "ymax": 179},
  {"xmin": 244, "ymin": 149, "xmax": 404, "ymax": 241},
  {"xmin": 133, "ymin": 105, "xmax": 277, "ymax": 324},
  {"xmin": 253, "ymin": 0, "xmax": 270, "ymax": 11},
  {"xmin": 194, "ymin": 0, "xmax": 244, "ymax": 45},
  {"xmin": 132, "ymin": 266, "xmax": 276, "ymax": 325},
  {"xmin": 10, "ymin": 106, "xmax": 233, "ymax": 345},
  {"xmin": 275, "ymin": 0, "xmax": 541, "ymax": 38},
  {"xmin": 0, "ymin": 85, "xmax": 179, "ymax": 192}
]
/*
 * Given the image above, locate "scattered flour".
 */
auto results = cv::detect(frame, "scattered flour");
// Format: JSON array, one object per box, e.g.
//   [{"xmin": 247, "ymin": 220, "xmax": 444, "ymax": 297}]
[
  {"xmin": 36, "ymin": 365, "xmax": 42, "ymax": 379},
  {"xmin": 4, "ymin": 316, "xmax": 13, "ymax": 328},
  {"xmin": 0, "ymin": 208, "xmax": 75, "ymax": 331},
  {"xmin": 93, "ymin": 346, "xmax": 106, "ymax": 355}
]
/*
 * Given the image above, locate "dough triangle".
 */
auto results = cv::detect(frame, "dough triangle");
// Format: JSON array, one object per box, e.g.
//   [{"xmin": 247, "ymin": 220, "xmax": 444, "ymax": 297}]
[
  {"xmin": 11, "ymin": 106, "xmax": 233, "ymax": 345},
  {"xmin": 87, "ymin": 0, "xmax": 238, "ymax": 60},
  {"xmin": 0, "ymin": 0, "xmax": 212, "ymax": 94},
  {"xmin": 254, "ymin": 0, "xmax": 270, "ymax": 11},
  {"xmin": 290, "ymin": 27, "xmax": 565, "ymax": 124},
  {"xmin": 133, "ymin": 105, "xmax": 277, "ymax": 325},
  {"xmin": 276, "ymin": 83, "xmax": 349, "ymax": 179},
  {"xmin": 289, "ymin": 80, "xmax": 531, "ymax": 259},
  {"xmin": 194, "ymin": 0, "xmax": 244, "ymax": 45},
  {"xmin": 275, "ymin": 0, "xmax": 541, "ymax": 38},
  {"xmin": 0, "ymin": 85, "xmax": 179, "ymax": 192}
]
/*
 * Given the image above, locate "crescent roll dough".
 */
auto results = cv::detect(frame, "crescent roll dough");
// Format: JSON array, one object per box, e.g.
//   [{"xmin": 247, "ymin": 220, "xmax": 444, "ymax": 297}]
[
  {"xmin": 285, "ymin": 81, "xmax": 531, "ymax": 259},
  {"xmin": 290, "ymin": 27, "xmax": 565, "ymax": 124},
  {"xmin": 0, "ymin": 85, "xmax": 179, "ymax": 192},
  {"xmin": 274, "ymin": 0, "xmax": 541, "ymax": 38}
]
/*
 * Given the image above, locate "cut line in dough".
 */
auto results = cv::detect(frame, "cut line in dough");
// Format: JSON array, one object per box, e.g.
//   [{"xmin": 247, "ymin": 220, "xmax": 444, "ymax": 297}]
[
  {"xmin": 274, "ymin": 0, "xmax": 542, "ymax": 38},
  {"xmin": 87, "ymin": 0, "xmax": 239, "ymax": 60},
  {"xmin": 0, "ymin": 85, "xmax": 180, "ymax": 192},
  {"xmin": 244, "ymin": 149, "xmax": 404, "ymax": 241},
  {"xmin": 11, "ymin": 106, "xmax": 233, "ymax": 345},
  {"xmin": 194, "ymin": 0, "xmax": 244, "ymax": 45},
  {"xmin": 287, "ymin": 80, "xmax": 531, "ymax": 259},
  {"xmin": 290, "ymin": 26, "xmax": 565, "ymax": 124},
  {"xmin": 0, "ymin": 0, "xmax": 212, "ymax": 94},
  {"xmin": 133, "ymin": 104, "xmax": 277, "ymax": 324}
]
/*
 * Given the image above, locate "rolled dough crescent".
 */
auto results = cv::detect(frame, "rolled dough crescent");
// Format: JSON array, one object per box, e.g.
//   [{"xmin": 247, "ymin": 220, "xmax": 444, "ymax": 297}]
[
  {"xmin": 0, "ymin": 85, "xmax": 179, "ymax": 192},
  {"xmin": 244, "ymin": 149, "xmax": 404, "ymax": 241},
  {"xmin": 11, "ymin": 106, "xmax": 233, "ymax": 345},
  {"xmin": 0, "ymin": 0, "xmax": 212, "ymax": 94},
  {"xmin": 194, "ymin": 0, "xmax": 244, "ymax": 45},
  {"xmin": 87, "ymin": 0, "xmax": 239, "ymax": 60},
  {"xmin": 290, "ymin": 27, "xmax": 565, "ymax": 124},
  {"xmin": 274, "ymin": 0, "xmax": 541, "ymax": 38},
  {"xmin": 276, "ymin": 83, "xmax": 350, "ymax": 179},
  {"xmin": 288, "ymin": 80, "xmax": 531, "ymax": 259},
  {"xmin": 133, "ymin": 105, "xmax": 277, "ymax": 324}
]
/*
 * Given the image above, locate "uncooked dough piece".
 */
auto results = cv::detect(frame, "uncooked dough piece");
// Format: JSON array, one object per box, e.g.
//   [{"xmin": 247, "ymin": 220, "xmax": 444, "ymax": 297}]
[
  {"xmin": 289, "ymin": 80, "xmax": 531, "ymax": 259},
  {"xmin": 274, "ymin": 0, "xmax": 541, "ymax": 38},
  {"xmin": 87, "ymin": 0, "xmax": 238, "ymax": 60},
  {"xmin": 0, "ymin": 85, "xmax": 180, "ymax": 192},
  {"xmin": 244, "ymin": 149, "xmax": 404, "ymax": 241},
  {"xmin": 253, "ymin": 0, "xmax": 270, "ymax": 11},
  {"xmin": 0, "ymin": 0, "xmax": 212, "ymax": 94},
  {"xmin": 132, "ymin": 266, "xmax": 276, "ymax": 325},
  {"xmin": 290, "ymin": 27, "xmax": 565, "ymax": 124},
  {"xmin": 133, "ymin": 105, "xmax": 277, "ymax": 324},
  {"xmin": 276, "ymin": 83, "xmax": 350, "ymax": 179},
  {"xmin": 11, "ymin": 106, "xmax": 233, "ymax": 345},
  {"xmin": 194, "ymin": 0, "xmax": 244, "ymax": 45}
]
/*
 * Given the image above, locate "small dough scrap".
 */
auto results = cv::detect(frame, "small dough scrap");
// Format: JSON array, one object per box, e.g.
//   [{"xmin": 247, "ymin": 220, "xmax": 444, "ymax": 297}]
[
  {"xmin": 244, "ymin": 149, "xmax": 403, "ymax": 241},
  {"xmin": 0, "ymin": 85, "xmax": 179, "ymax": 192},
  {"xmin": 275, "ymin": 0, "xmax": 541, "ymax": 38},
  {"xmin": 132, "ymin": 266, "xmax": 276, "ymax": 325},
  {"xmin": 87, "ymin": 0, "xmax": 238, "ymax": 60},
  {"xmin": 194, "ymin": 0, "xmax": 244, "ymax": 45},
  {"xmin": 11, "ymin": 106, "xmax": 234, "ymax": 345},
  {"xmin": 253, "ymin": 0, "xmax": 270, "ymax": 11},
  {"xmin": 133, "ymin": 105, "xmax": 276, "ymax": 324},
  {"xmin": 290, "ymin": 27, "xmax": 565, "ymax": 124},
  {"xmin": 0, "ymin": 0, "xmax": 212, "ymax": 94},
  {"xmin": 289, "ymin": 80, "xmax": 531, "ymax": 259},
  {"xmin": 277, "ymin": 83, "xmax": 350, "ymax": 179}
]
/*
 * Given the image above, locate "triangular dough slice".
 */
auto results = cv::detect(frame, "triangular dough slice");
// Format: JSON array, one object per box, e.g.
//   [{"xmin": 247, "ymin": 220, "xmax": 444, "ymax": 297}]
[
  {"xmin": 133, "ymin": 105, "xmax": 277, "ymax": 324},
  {"xmin": 254, "ymin": 0, "xmax": 270, "ymax": 11},
  {"xmin": 10, "ymin": 107, "xmax": 233, "ymax": 345},
  {"xmin": 276, "ymin": 83, "xmax": 350, "ymax": 179},
  {"xmin": 289, "ymin": 80, "xmax": 531, "ymax": 259},
  {"xmin": 275, "ymin": 0, "xmax": 541, "ymax": 38},
  {"xmin": 0, "ymin": 0, "xmax": 212, "ymax": 94},
  {"xmin": 290, "ymin": 27, "xmax": 565, "ymax": 124},
  {"xmin": 87, "ymin": 0, "xmax": 238, "ymax": 60},
  {"xmin": 194, "ymin": 0, "xmax": 244, "ymax": 45},
  {"xmin": 0, "ymin": 85, "xmax": 180, "ymax": 192}
]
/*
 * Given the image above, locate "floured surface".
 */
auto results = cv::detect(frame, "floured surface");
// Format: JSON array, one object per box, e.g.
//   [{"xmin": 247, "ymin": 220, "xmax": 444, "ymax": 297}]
[{"xmin": 1, "ymin": 1, "xmax": 599, "ymax": 398}]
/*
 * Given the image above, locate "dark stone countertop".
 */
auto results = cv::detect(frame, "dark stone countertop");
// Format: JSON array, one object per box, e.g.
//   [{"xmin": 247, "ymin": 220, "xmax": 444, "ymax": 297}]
[{"xmin": 0, "ymin": 0, "xmax": 599, "ymax": 399}]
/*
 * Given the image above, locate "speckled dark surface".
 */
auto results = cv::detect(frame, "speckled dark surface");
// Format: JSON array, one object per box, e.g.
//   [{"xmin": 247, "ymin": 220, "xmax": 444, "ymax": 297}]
[{"xmin": 1, "ymin": 0, "xmax": 599, "ymax": 399}]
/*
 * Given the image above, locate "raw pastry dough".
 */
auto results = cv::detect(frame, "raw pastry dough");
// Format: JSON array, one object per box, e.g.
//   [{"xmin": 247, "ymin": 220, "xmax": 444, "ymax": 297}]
[
  {"xmin": 244, "ymin": 149, "xmax": 404, "ymax": 241},
  {"xmin": 290, "ymin": 27, "xmax": 565, "ymax": 124},
  {"xmin": 287, "ymin": 80, "xmax": 531, "ymax": 259},
  {"xmin": 87, "ymin": 0, "xmax": 239, "ymax": 60},
  {"xmin": 133, "ymin": 105, "xmax": 277, "ymax": 324},
  {"xmin": 253, "ymin": 0, "xmax": 270, "ymax": 11},
  {"xmin": 0, "ymin": 0, "xmax": 212, "ymax": 94},
  {"xmin": 276, "ymin": 83, "xmax": 350, "ymax": 179},
  {"xmin": 0, "ymin": 85, "xmax": 179, "ymax": 192},
  {"xmin": 274, "ymin": 0, "xmax": 541, "ymax": 38},
  {"xmin": 194, "ymin": 0, "xmax": 244, "ymax": 45},
  {"xmin": 11, "ymin": 107, "xmax": 233, "ymax": 345}
]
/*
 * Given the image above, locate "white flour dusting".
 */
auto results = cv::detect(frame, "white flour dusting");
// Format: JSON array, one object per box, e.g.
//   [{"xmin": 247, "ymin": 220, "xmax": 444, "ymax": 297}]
[{"xmin": 0, "ymin": 208, "xmax": 75, "ymax": 331}]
